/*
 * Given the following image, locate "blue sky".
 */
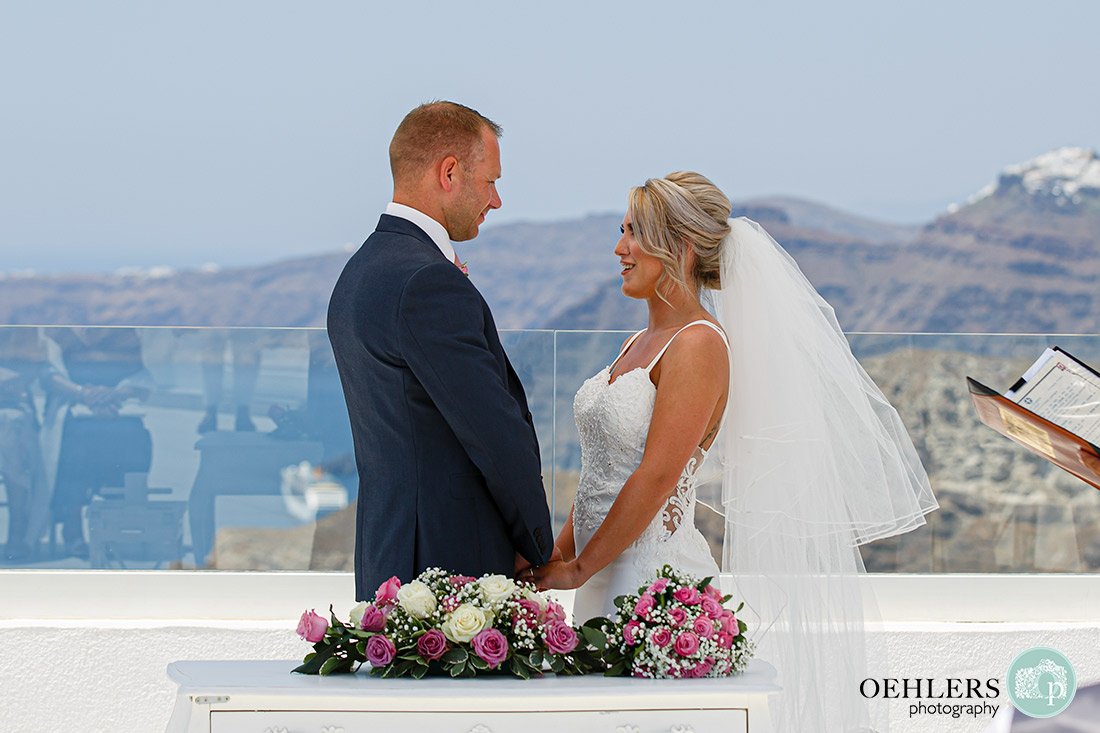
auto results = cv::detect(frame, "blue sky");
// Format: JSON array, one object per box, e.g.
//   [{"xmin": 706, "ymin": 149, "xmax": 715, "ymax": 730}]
[{"xmin": 2, "ymin": 1, "xmax": 1098, "ymax": 273}]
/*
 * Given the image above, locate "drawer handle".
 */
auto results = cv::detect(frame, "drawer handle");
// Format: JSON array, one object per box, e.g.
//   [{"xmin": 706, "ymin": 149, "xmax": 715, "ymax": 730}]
[{"xmin": 468, "ymin": 726, "xmax": 494, "ymax": 733}]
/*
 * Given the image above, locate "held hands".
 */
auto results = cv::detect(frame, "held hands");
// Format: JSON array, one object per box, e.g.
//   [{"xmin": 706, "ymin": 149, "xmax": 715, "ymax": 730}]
[
  {"xmin": 528, "ymin": 556, "xmax": 588, "ymax": 592},
  {"xmin": 515, "ymin": 546, "xmax": 574, "ymax": 591}
]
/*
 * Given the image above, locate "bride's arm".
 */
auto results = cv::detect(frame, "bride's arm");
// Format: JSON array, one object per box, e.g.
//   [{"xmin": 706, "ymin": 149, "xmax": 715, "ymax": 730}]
[
  {"xmin": 532, "ymin": 329, "xmax": 728, "ymax": 590},
  {"xmin": 555, "ymin": 506, "xmax": 577, "ymax": 562}
]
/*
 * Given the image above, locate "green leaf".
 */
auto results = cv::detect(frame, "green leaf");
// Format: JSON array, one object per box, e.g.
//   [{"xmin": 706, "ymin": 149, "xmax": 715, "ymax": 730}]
[
  {"xmin": 469, "ymin": 654, "xmax": 489, "ymax": 670},
  {"xmin": 318, "ymin": 656, "xmax": 343, "ymax": 675},
  {"xmin": 510, "ymin": 656, "xmax": 531, "ymax": 680},
  {"xmin": 449, "ymin": 660, "xmax": 467, "ymax": 677},
  {"xmin": 572, "ymin": 649, "xmax": 603, "ymax": 672},
  {"xmin": 698, "ymin": 575, "xmax": 714, "ymax": 590},
  {"xmin": 411, "ymin": 663, "xmax": 428, "ymax": 680},
  {"xmin": 581, "ymin": 625, "xmax": 607, "ymax": 652},
  {"xmin": 528, "ymin": 649, "xmax": 544, "ymax": 668},
  {"xmin": 606, "ymin": 660, "xmax": 628, "ymax": 677},
  {"xmin": 442, "ymin": 647, "xmax": 468, "ymax": 665},
  {"xmin": 548, "ymin": 655, "xmax": 565, "ymax": 673}
]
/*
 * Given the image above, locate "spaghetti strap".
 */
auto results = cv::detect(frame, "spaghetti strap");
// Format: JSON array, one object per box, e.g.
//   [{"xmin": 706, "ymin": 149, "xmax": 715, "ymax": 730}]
[
  {"xmin": 644, "ymin": 320, "xmax": 729, "ymax": 372},
  {"xmin": 609, "ymin": 330, "xmax": 646, "ymax": 370}
]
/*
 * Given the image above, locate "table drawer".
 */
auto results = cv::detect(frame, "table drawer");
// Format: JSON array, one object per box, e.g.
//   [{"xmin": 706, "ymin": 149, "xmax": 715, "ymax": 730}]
[{"xmin": 210, "ymin": 708, "xmax": 747, "ymax": 733}]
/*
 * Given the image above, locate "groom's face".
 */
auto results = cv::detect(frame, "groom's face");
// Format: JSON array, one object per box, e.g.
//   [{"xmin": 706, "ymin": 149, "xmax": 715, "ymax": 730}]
[{"xmin": 445, "ymin": 127, "xmax": 502, "ymax": 242}]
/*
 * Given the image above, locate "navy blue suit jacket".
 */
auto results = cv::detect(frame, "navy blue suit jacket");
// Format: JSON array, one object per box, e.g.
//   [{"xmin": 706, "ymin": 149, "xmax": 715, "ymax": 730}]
[{"xmin": 328, "ymin": 214, "xmax": 553, "ymax": 600}]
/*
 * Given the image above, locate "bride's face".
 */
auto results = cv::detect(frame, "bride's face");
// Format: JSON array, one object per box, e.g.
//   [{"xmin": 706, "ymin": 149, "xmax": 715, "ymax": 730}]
[{"xmin": 615, "ymin": 212, "xmax": 663, "ymax": 300}]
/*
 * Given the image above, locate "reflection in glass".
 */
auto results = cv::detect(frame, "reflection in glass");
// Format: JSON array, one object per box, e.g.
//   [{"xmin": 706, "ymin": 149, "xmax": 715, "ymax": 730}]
[{"xmin": 0, "ymin": 327, "xmax": 1097, "ymax": 573}]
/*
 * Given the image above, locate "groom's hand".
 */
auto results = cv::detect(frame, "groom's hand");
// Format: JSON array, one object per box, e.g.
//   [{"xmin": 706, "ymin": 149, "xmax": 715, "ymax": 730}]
[
  {"xmin": 529, "ymin": 558, "xmax": 586, "ymax": 592},
  {"xmin": 515, "ymin": 546, "xmax": 564, "ymax": 583}
]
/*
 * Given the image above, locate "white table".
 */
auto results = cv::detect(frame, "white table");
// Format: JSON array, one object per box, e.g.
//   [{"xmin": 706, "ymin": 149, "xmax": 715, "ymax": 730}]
[{"xmin": 166, "ymin": 659, "xmax": 779, "ymax": 733}]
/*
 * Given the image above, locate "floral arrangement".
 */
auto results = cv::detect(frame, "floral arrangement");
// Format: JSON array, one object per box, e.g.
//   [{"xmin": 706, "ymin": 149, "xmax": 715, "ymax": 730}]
[
  {"xmin": 294, "ymin": 567, "xmax": 602, "ymax": 679},
  {"xmin": 582, "ymin": 565, "xmax": 753, "ymax": 679}
]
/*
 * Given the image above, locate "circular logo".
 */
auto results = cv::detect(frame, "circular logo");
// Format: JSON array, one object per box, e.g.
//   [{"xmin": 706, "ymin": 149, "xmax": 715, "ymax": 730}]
[{"xmin": 1007, "ymin": 646, "xmax": 1077, "ymax": 718}]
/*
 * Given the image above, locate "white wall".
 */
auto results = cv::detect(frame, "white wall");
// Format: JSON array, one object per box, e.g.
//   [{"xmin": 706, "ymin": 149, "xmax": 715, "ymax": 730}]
[{"xmin": 2, "ymin": 572, "xmax": 1098, "ymax": 733}]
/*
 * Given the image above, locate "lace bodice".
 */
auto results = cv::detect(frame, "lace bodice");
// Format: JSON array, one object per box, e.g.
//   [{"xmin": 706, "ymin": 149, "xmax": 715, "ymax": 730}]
[{"xmin": 573, "ymin": 364, "xmax": 706, "ymax": 545}]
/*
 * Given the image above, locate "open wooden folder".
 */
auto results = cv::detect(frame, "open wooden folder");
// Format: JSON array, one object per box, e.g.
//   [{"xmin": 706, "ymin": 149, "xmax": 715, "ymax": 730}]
[{"xmin": 968, "ymin": 348, "xmax": 1100, "ymax": 491}]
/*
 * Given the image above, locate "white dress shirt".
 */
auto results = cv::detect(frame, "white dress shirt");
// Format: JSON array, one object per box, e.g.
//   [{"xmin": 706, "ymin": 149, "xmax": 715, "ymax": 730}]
[{"xmin": 385, "ymin": 202, "xmax": 457, "ymax": 264}]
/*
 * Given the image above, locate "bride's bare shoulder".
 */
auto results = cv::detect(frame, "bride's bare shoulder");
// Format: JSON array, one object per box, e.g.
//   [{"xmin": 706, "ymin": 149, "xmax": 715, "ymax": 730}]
[{"xmin": 656, "ymin": 322, "xmax": 728, "ymax": 381}]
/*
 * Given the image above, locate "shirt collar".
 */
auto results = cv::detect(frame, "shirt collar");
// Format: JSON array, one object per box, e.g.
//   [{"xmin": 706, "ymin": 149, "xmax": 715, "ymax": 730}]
[{"xmin": 385, "ymin": 202, "xmax": 456, "ymax": 263}]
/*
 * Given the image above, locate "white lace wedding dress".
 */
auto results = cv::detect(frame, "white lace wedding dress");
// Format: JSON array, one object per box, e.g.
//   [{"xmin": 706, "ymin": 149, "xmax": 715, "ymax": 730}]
[{"xmin": 570, "ymin": 321, "xmax": 726, "ymax": 623}]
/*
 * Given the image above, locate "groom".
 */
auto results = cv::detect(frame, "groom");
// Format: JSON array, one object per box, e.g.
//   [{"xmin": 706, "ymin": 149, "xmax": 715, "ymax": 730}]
[{"xmin": 328, "ymin": 101, "xmax": 553, "ymax": 601}]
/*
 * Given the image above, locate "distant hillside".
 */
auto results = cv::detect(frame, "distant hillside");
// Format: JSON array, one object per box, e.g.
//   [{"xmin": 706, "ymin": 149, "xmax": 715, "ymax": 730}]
[
  {"xmin": 2, "ymin": 148, "xmax": 1097, "ymax": 334},
  {"xmin": 855, "ymin": 147, "xmax": 1100, "ymax": 332}
]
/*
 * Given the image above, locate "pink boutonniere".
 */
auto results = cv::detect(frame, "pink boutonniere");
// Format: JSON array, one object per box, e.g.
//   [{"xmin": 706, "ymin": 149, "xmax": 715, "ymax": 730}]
[{"xmin": 459, "ymin": 261, "xmax": 469, "ymax": 276}]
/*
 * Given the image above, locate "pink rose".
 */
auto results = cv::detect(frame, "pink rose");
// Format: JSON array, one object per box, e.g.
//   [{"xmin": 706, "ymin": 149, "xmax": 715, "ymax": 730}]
[
  {"xmin": 365, "ymin": 634, "xmax": 396, "ymax": 667},
  {"xmin": 416, "ymin": 628, "xmax": 449, "ymax": 661},
  {"xmin": 517, "ymin": 599, "xmax": 541, "ymax": 621},
  {"xmin": 543, "ymin": 620, "xmax": 578, "ymax": 655},
  {"xmin": 375, "ymin": 576, "xmax": 401, "ymax": 606},
  {"xmin": 650, "ymin": 627, "xmax": 672, "ymax": 648},
  {"xmin": 296, "ymin": 609, "xmax": 327, "ymax": 643},
  {"xmin": 471, "ymin": 628, "xmax": 509, "ymax": 669},
  {"xmin": 633, "ymin": 594, "xmax": 656, "ymax": 619},
  {"xmin": 623, "ymin": 620, "xmax": 641, "ymax": 646},
  {"xmin": 691, "ymin": 657, "xmax": 714, "ymax": 678},
  {"xmin": 718, "ymin": 632, "xmax": 736, "ymax": 649},
  {"xmin": 721, "ymin": 611, "xmax": 740, "ymax": 637},
  {"xmin": 543, "ymin": 601, "xmax": 566, "ymax": 624},
  {"xmin": 647, "ymin": 578, "xmax": 669, "ymax": 594},
  {"xmin": 359, "ymin": 604, "xmax": 385, "ymax": 633},
  {"xmin": 673, "ymin": 586, "xmax": 701, "ymax": 605},
  {"xmin": 674, "ymin": 630, "xmax": 700, "ymax": 657},
  {"xmin": 692, "ymin": 615, "xmax": 715, "ymax": 638},
  {"xmin": 668, "ymin": 606, "xmax": 687, "ymax": 626},
  {"xmin": 704, "ymin": 583, "xmax": 723, "ymax": 601},
  {"xmin": 701, "ymin": 596, "xmax": 723, "ymax": 620}
]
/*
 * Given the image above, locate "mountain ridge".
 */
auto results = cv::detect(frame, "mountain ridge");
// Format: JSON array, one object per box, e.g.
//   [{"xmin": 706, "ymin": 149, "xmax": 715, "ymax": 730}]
[{"xmin": 2, "ymin": 147, "xmax": 1097, "ymax": 334}]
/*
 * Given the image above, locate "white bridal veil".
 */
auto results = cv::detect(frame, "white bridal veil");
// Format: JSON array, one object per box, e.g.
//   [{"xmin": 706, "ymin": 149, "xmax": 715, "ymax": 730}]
[{"xmin": 705, "ymin": 217, "xmax": 938, "ymax": 732}]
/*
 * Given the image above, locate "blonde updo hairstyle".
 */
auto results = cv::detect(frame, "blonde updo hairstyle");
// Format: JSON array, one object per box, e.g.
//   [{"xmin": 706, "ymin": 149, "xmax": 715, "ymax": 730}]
[{"xmin": 627, "ymin": 171, "xmax": 731, "ymax": 301}]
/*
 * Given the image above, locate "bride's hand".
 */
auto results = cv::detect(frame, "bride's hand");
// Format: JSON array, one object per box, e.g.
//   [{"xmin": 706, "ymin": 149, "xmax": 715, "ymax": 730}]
[{"xmin": 529, "ymin": 559, "xmax": 586, "ymax": 591}]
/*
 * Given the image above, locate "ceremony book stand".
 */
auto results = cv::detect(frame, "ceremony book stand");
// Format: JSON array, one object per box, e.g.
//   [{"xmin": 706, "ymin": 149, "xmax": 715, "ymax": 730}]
[
  {"xmin": 968, "ymin": 377, "xmax": 1100, "ymax": 491},
  {"xmin": 165, "ymin": 659, "xmax": 780, "ymax": 733}
]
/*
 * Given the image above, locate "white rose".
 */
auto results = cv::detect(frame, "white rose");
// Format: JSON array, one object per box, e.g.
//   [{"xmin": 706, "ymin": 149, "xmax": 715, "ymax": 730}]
[
  {"xmin": 478, "ymin": 574, "xmax": 516, "ymax": 605},
  {"xmin": 396, "ymin": 580, "xmax": 438, "ymax": 619},
  {"xmin": 442, "ymin": 603, "xmax": 487, "ymax": 643},
  {"xmin": 348, "ymin": 601, "xmax": 369, "ymax": 628}
]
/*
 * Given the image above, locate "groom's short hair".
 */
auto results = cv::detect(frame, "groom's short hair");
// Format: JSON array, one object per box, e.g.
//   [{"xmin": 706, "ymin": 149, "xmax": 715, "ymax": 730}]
[{"xmin": 389, "ymin": 101, "xmax": 502, "ymax": 185}]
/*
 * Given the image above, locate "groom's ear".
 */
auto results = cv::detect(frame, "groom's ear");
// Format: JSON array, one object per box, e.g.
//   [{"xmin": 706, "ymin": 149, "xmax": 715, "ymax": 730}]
[{"xmin": 438, "ymin": 156, "xmax": 460, "ymax": 193}]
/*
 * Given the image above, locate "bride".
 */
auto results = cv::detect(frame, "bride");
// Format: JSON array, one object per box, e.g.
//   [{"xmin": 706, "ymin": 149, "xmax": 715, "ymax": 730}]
[
  {"xmin": 532, "ymin": 171, "xmax": 937, "ymax": 731},
  {"xmin": 531, "ymin": 171, "xmax": 731, "ymax": 617}
]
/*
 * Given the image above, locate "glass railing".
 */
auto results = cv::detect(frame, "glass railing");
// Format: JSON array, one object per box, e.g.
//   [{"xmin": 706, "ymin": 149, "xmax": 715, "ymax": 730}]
[{"xmin": 1, "ymin": 326, "xmax": 1098, "ymax": 573}]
